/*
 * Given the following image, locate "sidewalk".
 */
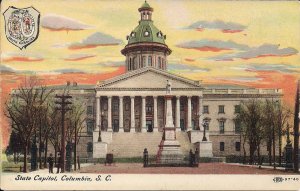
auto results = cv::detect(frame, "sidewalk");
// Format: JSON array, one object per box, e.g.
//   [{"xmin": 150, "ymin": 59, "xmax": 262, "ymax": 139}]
[{"xmin": 228, "ymin": 163, "xmax": 299, "ymax": 171}]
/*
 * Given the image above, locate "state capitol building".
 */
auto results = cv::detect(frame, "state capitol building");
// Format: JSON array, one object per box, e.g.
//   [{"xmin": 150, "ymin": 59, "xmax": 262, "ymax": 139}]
[{"xmin": 48, "ymin": 2, "xmax": 282, "ymax": 160}]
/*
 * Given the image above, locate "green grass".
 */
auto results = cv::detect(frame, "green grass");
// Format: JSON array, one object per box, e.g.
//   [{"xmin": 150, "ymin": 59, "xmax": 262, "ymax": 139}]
[{"xmin": 2, "ymin": 161, "xmax": 26, "ymax": 173}]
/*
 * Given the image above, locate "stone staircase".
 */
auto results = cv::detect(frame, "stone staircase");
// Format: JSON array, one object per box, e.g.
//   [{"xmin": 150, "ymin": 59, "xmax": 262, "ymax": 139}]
[
  {"xmin": 106, "ymin": 131, "xmax": 195, "ymax": 158},
  {"xmin": 107, "ymin": 132, "xmax": 164, "ymax": 158}
]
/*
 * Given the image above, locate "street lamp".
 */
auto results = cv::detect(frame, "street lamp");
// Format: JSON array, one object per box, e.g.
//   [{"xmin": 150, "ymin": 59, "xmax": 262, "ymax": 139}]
[{"xmin": 201, "ymin": 121, "xmax": 208, "ymax": 141}]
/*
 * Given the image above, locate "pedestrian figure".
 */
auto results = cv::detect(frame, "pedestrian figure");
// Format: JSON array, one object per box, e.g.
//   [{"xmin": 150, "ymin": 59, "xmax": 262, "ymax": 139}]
[
  {"xmin": 56, "ymin": 153, "xmax": 61, "ymax": 174},
  {"xmin": 195, "ymin": 148, "xmax": 200, "ymax": 166},
  {"xmin": 47, "ymin": 153, "xmax": 54, "ymax": 173},
  {"xmin": 189, "ymin": 149, "xmax": 194, "ymax": 167},
  {"xmin": 143, "ymin": 148, "xmax": 149, "ymax": 167}
]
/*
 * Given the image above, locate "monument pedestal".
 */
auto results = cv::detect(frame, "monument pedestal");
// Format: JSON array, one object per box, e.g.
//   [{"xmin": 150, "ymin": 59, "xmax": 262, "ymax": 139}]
[
  {"xmin": 198, "ymin": 141, "xmax": 213, "ymax": 157},
  {"xmin": 93, "ymin": 142, "xmax": 107, "ymax": 158}
]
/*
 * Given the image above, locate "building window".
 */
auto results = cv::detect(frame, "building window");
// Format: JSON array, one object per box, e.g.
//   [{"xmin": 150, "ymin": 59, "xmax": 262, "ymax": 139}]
[
  {"xmin": 218, "ymin": 105, "xmax": 225, "ymax": 114},
  {"xmin": 158, "ymin": 57, "xmax": 162, "ymax": 69},
  {"xmin": 87, "ymin": 142, "xmax": 93, "ymax": 152},
  {"xmin": 192, "ymin": 120, "xmax": 195, "ymax": 130},
  {"xmin": 132, "ymin": 57, "xmax": 137, "ymax": 70},
  {"xmin": 113, "ymin": 102, "xmax": 119, "ymax": 111},
  {"xmin": 148, "ymin": 56, "xmax": 152, "ymax": 66},
  {"xmin": 191, "ymin": 103, "xmax": 195, "ymax": 111},
  {"xmin": 144, "ymin": 30, "xmax": 150, "ymax": 37},
  {"xmin": 203, "ymin": 105, "xmax": 209, "ymax": 114},
  {"xmin": 125, "ymin": 103, "xmax": 129, "ymax": 111},
  {"xmin": 180, "ymin": 119, "xmax": 185, "ymax": 131},
  {"xmin": 234, "ymin": 105, "xmax": 241, "ymax": 113},
  {"xmin": 142, "ymin": 56, "xmax": 146, "ymax": 67},
  {"xmin": 87, "ymin": 106, "xmax": 93, "ymax": 115},
  {"xmin": 103, "ymin": 103, "xmax": 108, "ymax": 111},
  {"xmin": 235, "ymin": 120, "xmax": 241, "ymax": 134},
  {"xmin": 180, "ymin": 103, "xmax": 184, "ymax": 111},
  {"xmin": 87, "ymin": 120, "xmax": 94, "ymax": 135},
  {"xmin": 146, "ymin": 105, "xmax": 153, "ymax": 115},
  {"xmin": 219, "ymin": 121, "xmax": 225, "ymax": 134},
  {"xmin": 220, "ymin": 142, "xmax": 225, "ymax": 151},
  {"xmin": 113, "ymin": 119, "xmax": 119, "ymax": 132},
  {"xmin": 130, "ymin": 32, "xmax": 136, "ymax": 37},
  {"xmin": 235, "ymin": 142, "xmax": 241, "ymax": 151}
]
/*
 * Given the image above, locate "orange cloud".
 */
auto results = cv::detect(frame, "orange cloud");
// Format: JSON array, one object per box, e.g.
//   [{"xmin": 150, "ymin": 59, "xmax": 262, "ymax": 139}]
[
  {"xmin": 64, "ymin": 55, "xmax": 96, "ymax": 61},
  {"xmin": 3, "ymin": 56, "xmax": 44, "ymax": 62},
  {"xmin": 184, "ymin": 58, "xmax": 195, "ymax": 62}
]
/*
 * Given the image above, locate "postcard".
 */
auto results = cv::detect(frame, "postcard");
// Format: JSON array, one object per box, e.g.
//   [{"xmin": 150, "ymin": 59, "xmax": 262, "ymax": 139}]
[{"xmin": 1, "ymin": 0, "xmax": 300, "ymax": 190}]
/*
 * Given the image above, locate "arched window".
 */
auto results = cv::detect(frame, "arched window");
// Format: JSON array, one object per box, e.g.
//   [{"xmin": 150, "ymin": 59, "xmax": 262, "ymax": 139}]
[
  {"xmin": 142, "ymin": 56, "xmax": 146, "ymax": 67},
  {"xmin": 158, "ymin": 57, "xmax": 161, "ymax": 69},
  {"xmin": 86, "ymin": 120, "xmax": 94, "ymax": 135},
  {"xmin": 148, "ymin": 56, "xmax": 152, "ymax": 66},
  {"xmin": 129, "ymin": 58, "xmax": 132, "ymax": 70},
  {"xmin": 133, "ymin": 57, "xmax": 137, "ymax": 70}
]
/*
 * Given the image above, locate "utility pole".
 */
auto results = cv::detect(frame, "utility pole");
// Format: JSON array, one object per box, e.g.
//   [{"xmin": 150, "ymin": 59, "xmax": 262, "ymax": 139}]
[
  {"xmin": 55, "ymin": 94, "xmax": 72, "ymax": 173},
  {"xmin": 293, "ymin": 80, "xmax": 299, "ymax": 173}
]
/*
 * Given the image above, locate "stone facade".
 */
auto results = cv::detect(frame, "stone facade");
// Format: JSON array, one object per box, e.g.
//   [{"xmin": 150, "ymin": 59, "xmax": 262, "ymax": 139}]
[{"xmin": 42, "ymin": 83, "xmax": 282, "ymax": 159}]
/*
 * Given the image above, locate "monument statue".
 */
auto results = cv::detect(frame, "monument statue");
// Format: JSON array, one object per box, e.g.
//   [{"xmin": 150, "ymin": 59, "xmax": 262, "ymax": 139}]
[{"xmin": 166, "ymin": 80, "xmax": 171, "ymax": 94}]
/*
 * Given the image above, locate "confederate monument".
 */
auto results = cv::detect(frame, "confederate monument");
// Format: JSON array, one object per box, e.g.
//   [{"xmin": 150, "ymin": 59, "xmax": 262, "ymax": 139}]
[{"xmin": 156, "ymin": 80, "xmax": 184, "ymax": 164}]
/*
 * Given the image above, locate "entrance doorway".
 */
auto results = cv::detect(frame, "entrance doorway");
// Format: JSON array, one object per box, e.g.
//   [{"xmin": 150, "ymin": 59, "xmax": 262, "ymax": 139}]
[
  {"xmin": 180, "ymin": 119, "xmax": 185, "ymax": 131},
  {"xmin": 146, "ymin": 120, "xmax": 153, "ymax": 132},
  {"xmin": 113, "ymin": 119, "xmax": 119, "ymax": 132}
]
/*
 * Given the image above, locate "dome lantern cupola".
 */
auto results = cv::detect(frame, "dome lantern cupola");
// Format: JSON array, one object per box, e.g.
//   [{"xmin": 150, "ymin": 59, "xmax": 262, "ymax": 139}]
[
  {"xmin": 139, "ymin": 1, "xmax": 153, "ymax": 21},
  {"xmin": 121, "ymin": 1, "xmax": 172, "ymax": 72}
]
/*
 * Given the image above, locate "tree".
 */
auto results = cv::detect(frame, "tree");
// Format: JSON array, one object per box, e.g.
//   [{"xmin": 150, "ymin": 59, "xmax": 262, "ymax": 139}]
[
  {"xmin": 237, "ymin": 99, "xmax": 264, "ymax": 164},
  {"xmin": 6, "ymin": 129, "xmax": 23, "ymax": 164},
  {"xmin": 262, "ymin": 99, "xmax": 276, "ymax": 166},
  {"xmin": 5, "ymin": 77, "xmax": 53, "ymax": 172},
  {"xmin": 274, "ymin": 102, "xmax": 292, "ymax": 166},
  {"xmin": 48, "ymin": 98, "xmax": 62, "ymax": 165}
]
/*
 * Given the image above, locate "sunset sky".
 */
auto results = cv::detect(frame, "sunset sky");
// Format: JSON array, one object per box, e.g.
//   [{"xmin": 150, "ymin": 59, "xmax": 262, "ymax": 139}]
[{"xmin": 1, "ymin": 0, "xmax": 300, "ymax": 147}]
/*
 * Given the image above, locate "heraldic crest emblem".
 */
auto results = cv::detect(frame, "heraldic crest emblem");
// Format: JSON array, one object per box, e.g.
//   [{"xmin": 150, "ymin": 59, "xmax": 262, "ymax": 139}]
[{"xmin": 3, "ymin": 6, "xmax": 40, "ymax": 49}]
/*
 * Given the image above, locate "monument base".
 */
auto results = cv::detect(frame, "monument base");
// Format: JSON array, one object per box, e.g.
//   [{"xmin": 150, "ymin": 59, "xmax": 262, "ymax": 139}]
[
  {"xmin": 93, "ymin": 142, "xmax": 107, "ymax": 158},
  {"xmin": 198, "ymin": 141, "xmax": 213, "ymax": 157},
  {"xmin": 156, "ymin": 128, "xmax": 184, "ymax": 164}
]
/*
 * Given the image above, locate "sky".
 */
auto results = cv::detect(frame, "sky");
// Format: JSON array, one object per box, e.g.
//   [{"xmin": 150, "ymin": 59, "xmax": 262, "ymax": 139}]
[{"xmin": 1, "ymin": 0, "xmax": 300, "ymax": 147}]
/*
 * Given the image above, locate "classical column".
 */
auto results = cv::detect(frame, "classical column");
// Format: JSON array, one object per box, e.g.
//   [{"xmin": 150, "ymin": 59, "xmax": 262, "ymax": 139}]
[
  {"xmin": 153, "ymin": 96, "xmax": 158, "ymax": 131},
  {"xmin": 96, "ymin": 97, "xmax": 100, "ymax": 131},
  {"xmin": 141, "ymin": 96, "xmax": 146, "ymax": 132},
  {"xmin": 119, "ymin": 96, "xmax": 124, "ymax": 132},
  {"xmin": 176, "ymin": 96, "xmax": 180, "ymax": 131},
  {"xmin": 187, "ymin": 96, "xmax": 192, "ymax": 131},
  {"xmin": 199, "ymin": 95, "xmax": 204, "ymax": 131},
  {"xmin": 130, "ymin": 96, "xmax": 135, "ymax": 132},
  {"xmin": 107, "ymin": 96, "xmax": 112, "ymax": 132}
]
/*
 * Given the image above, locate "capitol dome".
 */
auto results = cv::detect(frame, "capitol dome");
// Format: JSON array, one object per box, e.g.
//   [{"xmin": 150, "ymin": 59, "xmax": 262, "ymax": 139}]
[{"xmin": 121, "ymin": 1, "xmax": 171, "ymax": 72}]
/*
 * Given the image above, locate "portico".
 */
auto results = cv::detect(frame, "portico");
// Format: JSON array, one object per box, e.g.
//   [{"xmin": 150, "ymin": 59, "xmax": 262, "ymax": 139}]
[{"xmin": 95, "ymin": 67, "xmax": 204, "ymax": 133}]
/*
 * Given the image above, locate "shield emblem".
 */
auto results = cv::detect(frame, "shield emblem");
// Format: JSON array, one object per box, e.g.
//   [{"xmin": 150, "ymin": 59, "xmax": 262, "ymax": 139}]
[{"xmin": 3, "ymin": 6, "xmax": 40, "ymax": 49}]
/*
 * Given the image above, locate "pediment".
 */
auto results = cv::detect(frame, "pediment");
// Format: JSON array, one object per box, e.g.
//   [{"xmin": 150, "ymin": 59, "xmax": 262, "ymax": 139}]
[{"xmin": 96, "ymin": 67, "xmax": 202, "ymax": 89}]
